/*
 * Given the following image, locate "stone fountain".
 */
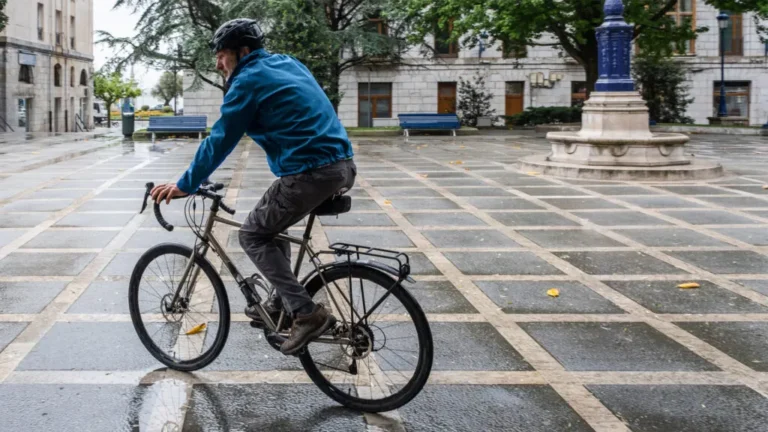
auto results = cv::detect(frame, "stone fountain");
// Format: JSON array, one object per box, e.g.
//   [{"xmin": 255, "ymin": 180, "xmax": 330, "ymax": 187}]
[{"xmin": 520, "ymin": 0, "xmax": 722, "ymax": 180}]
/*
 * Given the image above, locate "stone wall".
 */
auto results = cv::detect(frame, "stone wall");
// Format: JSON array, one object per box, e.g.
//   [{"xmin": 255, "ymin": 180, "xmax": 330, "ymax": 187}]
[{"xmin": 182, "ymin": 71, "xmax": 224, "ymax": 127}]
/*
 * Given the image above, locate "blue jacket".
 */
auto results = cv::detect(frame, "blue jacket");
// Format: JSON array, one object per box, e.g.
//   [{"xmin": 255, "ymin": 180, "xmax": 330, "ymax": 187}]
[{"xmin": 177, "ymin": 49, "xmax": 354, "ymax": 193}]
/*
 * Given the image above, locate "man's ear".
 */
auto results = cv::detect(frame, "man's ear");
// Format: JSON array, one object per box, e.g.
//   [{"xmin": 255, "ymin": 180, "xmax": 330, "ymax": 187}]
[{"xmin": 240, "ymin": 47, "xmax": 252, "ymax": 58}]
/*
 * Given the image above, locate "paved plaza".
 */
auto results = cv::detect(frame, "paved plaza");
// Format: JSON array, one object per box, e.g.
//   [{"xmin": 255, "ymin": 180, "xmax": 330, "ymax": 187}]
[{"xmin": 0, "ymin": 132, "xmax": 767, "ymax": 431}]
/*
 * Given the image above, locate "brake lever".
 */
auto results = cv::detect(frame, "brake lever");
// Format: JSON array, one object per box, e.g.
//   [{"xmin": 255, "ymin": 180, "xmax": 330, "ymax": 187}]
[{"xmin": 141, "ymin": 182, "xmax": 155, "ymax": 214}]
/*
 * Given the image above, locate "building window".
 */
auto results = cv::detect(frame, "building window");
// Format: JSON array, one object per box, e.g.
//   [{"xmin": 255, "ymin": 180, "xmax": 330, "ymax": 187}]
[
  {"xmin": 37, "ymin": 3, "xmax": 44, "ymax": 40},
  {"xmin": 571, "ymin": 81, "xmax": 588, "ymax": 107},
  {"xmin": 54, "ymin": 64, "xmax": 62, "ymax": 87},
  {"xmin": 723, "ymin": 13, "xmax": 743, "ymax": 56},
  {"xmin": 366, "ymin": 11, "xmax": 388, "ymax": 36},
  {"xmin": 70, "ymin": 67, "xmax": 75, "ymax": 87},
  {"xmin": 437, "ymin": 82, "xmax": 457, "ymax": 114},
  {"xmin": 19, "ymin": 65, "xmax": 33, "ymax": 84},
  {"xmin": 713, "ymin": 81, "xmax": 749, "ymax": 119},
  {"xmin": 435, "ymin": 19, "xmax": 458, "ymax": 57},
  {"xmin": 502, "ymin": 41, "xmax": 527, "ymax": 59},
  {"xmin": 70, "ymin": 17, "xmax": 76, "ymax": 49},
  {"xmin": 666, "ymin": 0, "xmax": 695, "ymax": 54},
  {"xmin": 358, "ymin": 83, "xmax": 392, "ymax": 127},
  {"xmin": 55, "ymin": 10, "xmax": 62, "ymax": 46},
  {"xmin": 80, "ymin": 69, "xmax": 87, "ymax": 86}
]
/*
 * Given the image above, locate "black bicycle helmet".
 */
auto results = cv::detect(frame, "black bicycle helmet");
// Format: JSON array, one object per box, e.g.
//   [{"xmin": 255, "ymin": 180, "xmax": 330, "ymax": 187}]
[{"xmin": 209, "ymin": 19, "xmax": 265, "ymax": 53}]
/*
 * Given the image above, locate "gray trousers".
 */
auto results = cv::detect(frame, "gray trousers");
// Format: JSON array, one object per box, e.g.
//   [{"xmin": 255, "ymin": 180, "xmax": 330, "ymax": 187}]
[{"xmin": 239, "ymin": 159, "xmax": 357, "ymax": 314}]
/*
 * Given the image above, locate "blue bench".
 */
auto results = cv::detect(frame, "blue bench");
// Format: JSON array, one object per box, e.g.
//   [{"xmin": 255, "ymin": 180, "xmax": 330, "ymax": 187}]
[
  {"xmin": 147, "ymin": 116, "xmax": 208, "ymax": 142},
  {"xmin": 398, "ymin": 113, "xmax": 461, "ymax": 137}
]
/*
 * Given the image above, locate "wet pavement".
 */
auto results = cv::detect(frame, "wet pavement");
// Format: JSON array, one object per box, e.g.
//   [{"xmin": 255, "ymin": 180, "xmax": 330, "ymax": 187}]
[{"xmin": 0, "ymin": 132, "xmax": 767, "ymax": 431}]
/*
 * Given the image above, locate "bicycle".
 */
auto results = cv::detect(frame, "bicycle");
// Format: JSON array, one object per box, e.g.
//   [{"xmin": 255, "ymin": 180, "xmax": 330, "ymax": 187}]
[{"xmin": 130, "ymin": 181, "xmax": 433, "ymax": 412}]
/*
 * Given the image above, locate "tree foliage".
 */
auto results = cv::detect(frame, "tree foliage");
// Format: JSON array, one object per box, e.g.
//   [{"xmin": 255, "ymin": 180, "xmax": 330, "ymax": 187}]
[
  {"xmin": 93, "ymin": 72, "xmax": 142, "ymax": 128},
  {"xmin": 0, "ymin": 0, "xmax": 8, "ymax": 33},
  {"xmin": 632, "ymin": 53, "xmax": 694, "ymax": 124},
  {"xmin": 99, "ymin": 0, "xmax": 413, "ymax": 110},
  {"xmin": 151, "ymin": 71, "xmax": 183, "ymax": 106},
  {"xmin": 392, "ymin": 0, "xmax": 767, "ymax": 96},
  {"xmin": 457, "ymin": 72, "xmax": 495, "ymax": 127}
]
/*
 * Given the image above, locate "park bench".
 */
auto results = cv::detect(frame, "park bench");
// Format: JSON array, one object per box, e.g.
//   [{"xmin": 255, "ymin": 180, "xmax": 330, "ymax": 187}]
[
  {"xmin": 398, "ymin": 113, "xmax": 461, "ymax": 137},
  {"xmin": 147, "ymin": 116, "xmax": 208, "ymax": 142}
]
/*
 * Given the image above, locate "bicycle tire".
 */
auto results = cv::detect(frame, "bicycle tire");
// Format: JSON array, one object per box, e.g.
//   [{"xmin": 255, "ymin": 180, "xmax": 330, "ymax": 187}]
[
  {"xmin": 299, "ymin": 265, "xmax": 433, "ymax": 413},
  {"xmin": 129, "ymin": 243, "xmax": 230, "ymax": 371}
]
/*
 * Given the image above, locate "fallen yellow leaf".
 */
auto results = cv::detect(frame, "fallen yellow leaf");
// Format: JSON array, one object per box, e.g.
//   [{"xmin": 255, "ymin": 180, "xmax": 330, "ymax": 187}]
[
  {"xmin": 419, "ymin": 174, "xmax": 428, "ymax": 178},
  {"xmin": 464, "ymin": 168, "xmax": 470, "ymax": 171},
  {"xmin": 459, "ymin": 145, "xmax": 466, "ymax": 149},
  {"xmin": 763, "ymin": 185, "xmax": 768, "ymax": 190},
  {"xmin": 383, "ymin": 199, "xmax": 392, "ymax": 205},
  {"xmin": 448, "ymin": 160, "xmax": 463, "ymax": 165},
  {"xmin": 526, "ymin": 171, "xmax": 540, "ymax": 176},
  {"xmin": 677, "ymin": 282, "xmax": 700, "ymax": 289},
  {"xmin": 185, "ymin": 323, "xmax": 207, "ymax": 335},
  {"xmin": 547, "ymin": 288, "xmax": 560, "ymax": 298}
]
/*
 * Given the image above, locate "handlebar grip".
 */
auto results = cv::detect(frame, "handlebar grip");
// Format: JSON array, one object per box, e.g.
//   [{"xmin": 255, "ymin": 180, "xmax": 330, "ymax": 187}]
[
  {"xmin": 211, "ymin": 182, "xmax": 225, "ymax": 191},
  {"xmin": 220, "ymin": 202, "xmax": 236, "ymax": 215},
  {"xmin": 154, "ymin": 201, "xmax": 174, "ymax": 232}
]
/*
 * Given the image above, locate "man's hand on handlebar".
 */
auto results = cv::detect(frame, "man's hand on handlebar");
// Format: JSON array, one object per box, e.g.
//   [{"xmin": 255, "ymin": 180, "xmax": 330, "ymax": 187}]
[{"xmin": 151, "ymin": 183, "xmax": 187, "ymax": 204}]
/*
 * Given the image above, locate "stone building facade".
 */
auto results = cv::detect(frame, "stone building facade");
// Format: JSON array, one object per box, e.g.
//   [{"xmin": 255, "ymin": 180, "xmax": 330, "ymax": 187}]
[
  {"xmin": 0, "ymin": 0, "xmax": 94, "ymax": 133},
  {"xmin": 185, "ymin": 2, "xmax": 768, "ymax": 128}
]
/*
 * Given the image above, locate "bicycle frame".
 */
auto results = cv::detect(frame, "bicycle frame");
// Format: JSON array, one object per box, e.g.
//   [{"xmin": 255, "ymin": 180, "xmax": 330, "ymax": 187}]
[{"xmin": 171, "ymin": 200, "xmax": 352, "ymax": 346}]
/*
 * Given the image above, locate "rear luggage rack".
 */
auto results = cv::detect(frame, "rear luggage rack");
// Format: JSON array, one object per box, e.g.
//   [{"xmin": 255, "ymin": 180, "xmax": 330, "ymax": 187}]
[{"xmin": 328, "ymin": 242, "xmax": 411, "ymax": 279}]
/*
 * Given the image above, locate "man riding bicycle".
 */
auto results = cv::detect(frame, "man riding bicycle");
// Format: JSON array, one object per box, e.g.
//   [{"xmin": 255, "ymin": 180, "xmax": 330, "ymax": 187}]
[{"xmin": 151, "ymin": 18, "xmax": 356, "ymax": 355}]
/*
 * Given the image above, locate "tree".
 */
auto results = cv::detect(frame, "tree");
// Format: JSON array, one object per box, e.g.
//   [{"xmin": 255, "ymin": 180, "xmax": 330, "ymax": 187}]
[
  {"xmin": 393, "ymin": 0, "xmax": 768, "ymax": 97},
  {"xmin": 93, "ymin": 72, "xmax": 142, "ymax": 128},
  {"xmin": 457, "ymin": 72, "xmax": 495, "ymax": 127},
  {"xmin": 0, "ymin": 0, "xmax": 8, "ymax": 33},
  {"xmin": 266, "ymin": 0, "xmax": 411, "ymax": 110},
  {"xmin": 99, "ymin": 0, "xmax": 413, "ymax": 111},
  {"xmin": 632, "ymin": 53, "xmax": 693, "ymax": 124},
  {"xmin": 151, "ymin": 71, "xmax": 183, "ymax": 106}
]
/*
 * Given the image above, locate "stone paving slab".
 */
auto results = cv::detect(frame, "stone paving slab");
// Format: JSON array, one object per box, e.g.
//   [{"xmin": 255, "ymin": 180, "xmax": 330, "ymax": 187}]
[
  {"xmin": 1, "ymin": 134, "xmax": 768, "ymax": 430},
  {"xmin": 0, "ymin": 384, "xmax": 142, "ymax": 432},
  {"xmin": 184, "ymin": 384, "xmax": 366, "ymax": 431},
  {"xmin": 519, "ymin": 322, "xmax": 719, "ymax": 371},
  {"xmin": 397, "ymin": 384, "xmax": 594, "ymax": 432},
  {"xmin": 476, "ymin": 280, "xmax": 625, "ymax": 314},
  {"xmin": 588, "ymin": 385, "xmax": 768, "ymax": 432}
]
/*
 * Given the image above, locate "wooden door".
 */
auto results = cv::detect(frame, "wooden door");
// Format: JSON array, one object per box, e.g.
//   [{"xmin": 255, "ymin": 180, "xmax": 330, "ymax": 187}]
[
  {"xmin": 505, "ymin": 82, "xmax": 524, "ymax": 116},
  {"xmin": 437, "ymin": 82, "xmax": 457, "ymax": 114}
]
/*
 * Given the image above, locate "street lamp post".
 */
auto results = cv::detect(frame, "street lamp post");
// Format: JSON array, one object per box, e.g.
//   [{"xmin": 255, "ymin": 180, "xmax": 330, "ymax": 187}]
[{"xmin": 717, "ymin": 12, "xmax": 729, "ymax": 118}]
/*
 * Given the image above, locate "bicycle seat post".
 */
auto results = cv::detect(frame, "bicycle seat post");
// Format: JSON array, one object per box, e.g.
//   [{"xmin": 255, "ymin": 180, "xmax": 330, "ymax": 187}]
[{"xmin": 293, "ymin": 213, "xmax": 316, "ymax": 277}]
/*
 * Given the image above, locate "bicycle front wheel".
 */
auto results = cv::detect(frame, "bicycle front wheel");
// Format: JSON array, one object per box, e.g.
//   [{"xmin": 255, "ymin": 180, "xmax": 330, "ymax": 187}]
[
  {"xmin": 300, "ymin": 265, "xmax": 433, "ymax": 412},
  {"xmin": 129, "ymin": 243, "xmax": 230, "ymax": 371}
]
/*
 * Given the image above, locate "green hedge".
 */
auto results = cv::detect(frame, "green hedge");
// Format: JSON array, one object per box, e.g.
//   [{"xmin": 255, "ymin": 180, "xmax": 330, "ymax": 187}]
[{"xmin": 504, "ymin": 106, "xmax": 582, "ymax": 127}]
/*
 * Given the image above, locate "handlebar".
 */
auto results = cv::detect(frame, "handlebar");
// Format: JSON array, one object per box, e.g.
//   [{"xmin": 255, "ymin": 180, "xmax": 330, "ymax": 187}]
[{"xmin": 140, "ymin": 181, "xmax": 235, "ymax": 232}]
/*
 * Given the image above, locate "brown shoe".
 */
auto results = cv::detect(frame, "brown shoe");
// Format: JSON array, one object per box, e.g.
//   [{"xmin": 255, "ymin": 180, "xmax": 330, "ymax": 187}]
[{"xmin": 280, "ymin": 304, "xmax": 337, "ymax": 356}]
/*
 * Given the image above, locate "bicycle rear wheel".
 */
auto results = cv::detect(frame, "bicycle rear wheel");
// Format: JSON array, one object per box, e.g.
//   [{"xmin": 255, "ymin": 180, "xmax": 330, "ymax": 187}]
[
  {"xmin": 129, "ymin": 243, "xmax": 230, "ymax": 371},
  {"xmin": 299, "ymin": 265, "xmax": 433, "ymax": 413}
]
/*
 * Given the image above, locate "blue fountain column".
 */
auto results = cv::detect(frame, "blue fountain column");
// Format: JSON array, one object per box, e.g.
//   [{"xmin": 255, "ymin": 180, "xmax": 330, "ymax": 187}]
[{"xmin": 595, "ymin": 0, "xmax": 635, "ymax": 92}]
